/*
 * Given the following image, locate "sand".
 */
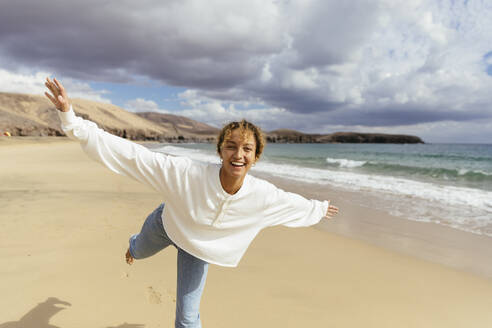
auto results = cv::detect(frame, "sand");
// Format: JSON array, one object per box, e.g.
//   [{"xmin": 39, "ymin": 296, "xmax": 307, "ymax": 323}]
[{"xmin": 1, "ymin": 137, "xmax": 492, "ymax": 328}]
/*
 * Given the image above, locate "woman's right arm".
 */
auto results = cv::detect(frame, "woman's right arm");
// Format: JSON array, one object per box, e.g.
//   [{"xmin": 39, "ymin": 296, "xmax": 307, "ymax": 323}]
[{"xmin": 44, "ymin": 77, "xmax": 191, "ymax": 195}]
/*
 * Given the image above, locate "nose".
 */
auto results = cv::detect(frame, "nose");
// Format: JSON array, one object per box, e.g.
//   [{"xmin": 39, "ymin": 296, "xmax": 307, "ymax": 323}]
[{"xmin": 233, "ymin": 148, "xmax": 244, "ymax": 159}]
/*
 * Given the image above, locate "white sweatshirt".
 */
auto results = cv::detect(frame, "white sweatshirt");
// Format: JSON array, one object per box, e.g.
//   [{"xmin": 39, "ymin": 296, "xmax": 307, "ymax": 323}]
[{"xmin": 58, "ymin": 107, "xmax": 329, "ymax": 267}]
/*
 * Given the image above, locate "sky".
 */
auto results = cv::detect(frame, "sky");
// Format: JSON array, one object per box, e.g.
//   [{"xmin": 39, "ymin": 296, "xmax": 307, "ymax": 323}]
[{"xmin": 1, "ymin": 0, "xmax": 491, "ymax": 143}]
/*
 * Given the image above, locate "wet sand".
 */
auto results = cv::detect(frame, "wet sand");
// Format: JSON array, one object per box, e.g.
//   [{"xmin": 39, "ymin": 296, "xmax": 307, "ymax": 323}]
[{"xmin": 1, "ymin": 137, "xmax": 492, "ymax": 328}]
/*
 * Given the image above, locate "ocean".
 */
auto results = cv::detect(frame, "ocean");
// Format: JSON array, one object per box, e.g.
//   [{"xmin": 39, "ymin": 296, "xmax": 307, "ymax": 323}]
[{"xmin": 149, "ymin": 142, "xmax": 492, "ymax": 237}]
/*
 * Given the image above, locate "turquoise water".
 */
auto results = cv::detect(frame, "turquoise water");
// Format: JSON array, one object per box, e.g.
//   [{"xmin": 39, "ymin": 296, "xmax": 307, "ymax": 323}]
[
  {"xmin": 151, "ymin": 143, "xmax": 492, "ymax": 237},
  {"xmin": 267, "ymin": 143, "xmax": 492, "ymax": 191}
]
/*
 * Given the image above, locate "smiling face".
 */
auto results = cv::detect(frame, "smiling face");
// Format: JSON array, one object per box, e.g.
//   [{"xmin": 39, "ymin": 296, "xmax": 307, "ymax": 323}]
[{"xmin": 219, "ymin": 128, "xmax": 257, "ymax": 180}]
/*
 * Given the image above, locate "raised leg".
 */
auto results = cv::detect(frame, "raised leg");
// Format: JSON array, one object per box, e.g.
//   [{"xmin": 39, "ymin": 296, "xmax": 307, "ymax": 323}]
[{"xmin": 128, "ymin": 203, "xmax": 175, "ymax": 261}]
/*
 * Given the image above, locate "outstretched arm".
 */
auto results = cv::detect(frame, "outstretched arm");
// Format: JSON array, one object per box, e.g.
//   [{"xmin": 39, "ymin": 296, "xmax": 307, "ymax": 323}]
[{"xmin": 44, "ymin": 77, "xmax": 192, "ymax": 196}]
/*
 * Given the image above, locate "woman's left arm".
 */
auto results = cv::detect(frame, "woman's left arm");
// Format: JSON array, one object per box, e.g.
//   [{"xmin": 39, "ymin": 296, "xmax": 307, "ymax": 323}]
[{"xmin": 262, "ymin": 182, "xmax": 339, "ymax": 228}]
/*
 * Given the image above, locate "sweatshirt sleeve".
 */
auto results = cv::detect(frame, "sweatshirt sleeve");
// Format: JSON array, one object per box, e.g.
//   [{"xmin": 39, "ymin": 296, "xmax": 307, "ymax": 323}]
[
  {"xmin": 57, "ymin": 106, "xmax": 192, "ymax": 195},
  {"xmin": 262, "ymin": 182, "xmax": 329, "ymax": 228}
]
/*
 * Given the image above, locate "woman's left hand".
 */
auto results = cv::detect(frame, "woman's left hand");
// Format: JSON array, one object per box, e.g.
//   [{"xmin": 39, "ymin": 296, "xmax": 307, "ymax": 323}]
[{"xmin": 325, "ymin": 203, "xmax": 339, "ymax": 218}]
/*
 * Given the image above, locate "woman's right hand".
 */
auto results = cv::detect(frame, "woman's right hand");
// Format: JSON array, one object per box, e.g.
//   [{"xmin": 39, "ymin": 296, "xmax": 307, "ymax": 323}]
[{"xmin": 45, "ymin": 77, "xmax": 71, "ymax": 112}]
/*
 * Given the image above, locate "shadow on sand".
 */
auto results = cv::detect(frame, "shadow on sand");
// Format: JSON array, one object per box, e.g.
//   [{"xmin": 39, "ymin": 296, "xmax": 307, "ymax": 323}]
[{"xmin": 0, "ymin": 297, "xmax": 144, "ymax": 328}]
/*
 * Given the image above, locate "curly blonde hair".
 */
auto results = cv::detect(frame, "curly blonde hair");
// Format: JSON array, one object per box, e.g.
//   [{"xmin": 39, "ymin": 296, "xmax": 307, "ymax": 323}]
[{"xmin": 217, "ymin": 119, "xmax": 266, "ymax": 160}]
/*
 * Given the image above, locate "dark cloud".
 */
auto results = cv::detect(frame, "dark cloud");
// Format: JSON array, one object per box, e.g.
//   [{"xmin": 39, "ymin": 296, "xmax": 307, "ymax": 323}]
[
  {"xmin": 0, "ymin": 0, "xmax": 280, "ymax": 86},
  {"xmin": 251, "ymin": 86, "xmax": 343, "ymax": 114}
]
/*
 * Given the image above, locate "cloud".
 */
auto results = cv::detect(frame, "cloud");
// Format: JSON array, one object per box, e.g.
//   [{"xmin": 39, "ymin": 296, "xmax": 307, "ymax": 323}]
[
  {"xmin": 177, "ymin": 89, "xmax": 290, "ymax": 129},
  {"xmin": 0, "ymin": 69, "xmax": 50, "ymax": 95},
  {"xmin": 0, "ymin": 69, "xmax": 111, "ymax": 103},
  {"xmin": 0, "ymin": 0, "xmax": 283, "ymax": 86},
  {"xmin": 124, "ymin": 98, "xmax": 168, "ymax": 113},
  {"xmin": 1, "ymin": 0, "xmax": 492, "ymax": 141}
]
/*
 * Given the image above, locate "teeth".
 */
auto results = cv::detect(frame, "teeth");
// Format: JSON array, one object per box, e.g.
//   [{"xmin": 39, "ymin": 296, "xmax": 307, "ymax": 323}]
[{"xmin": 232, "ymin": 162, "xmax": 245, "ymax": 166}]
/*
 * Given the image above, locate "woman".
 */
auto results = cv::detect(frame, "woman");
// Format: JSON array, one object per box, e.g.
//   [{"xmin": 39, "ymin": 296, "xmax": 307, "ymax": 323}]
[{"xmin": 45, "ymin": 77, "xmax": 339, "ymax": 328}]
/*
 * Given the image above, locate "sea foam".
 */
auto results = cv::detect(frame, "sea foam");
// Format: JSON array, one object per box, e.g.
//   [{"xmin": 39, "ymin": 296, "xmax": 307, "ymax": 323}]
[{"xmin": 326, "ymin": 157, "xmax": 366, "ymax": 168}]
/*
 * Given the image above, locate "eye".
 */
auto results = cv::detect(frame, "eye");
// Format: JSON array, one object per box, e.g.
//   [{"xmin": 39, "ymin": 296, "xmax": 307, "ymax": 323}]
[{"xmin": 244, "ymin": 147, "xmax": 252, "ymax": 152}]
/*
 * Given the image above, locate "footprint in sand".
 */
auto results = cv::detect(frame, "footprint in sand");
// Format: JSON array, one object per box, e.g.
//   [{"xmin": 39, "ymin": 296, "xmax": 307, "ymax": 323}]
[
  {"xmin": 147, "ymin": 286, "xmax": 162, "ymax": 304},
  {"xmin": 164, "ymin": 288, "xmax": 176, "ymax": 303}
]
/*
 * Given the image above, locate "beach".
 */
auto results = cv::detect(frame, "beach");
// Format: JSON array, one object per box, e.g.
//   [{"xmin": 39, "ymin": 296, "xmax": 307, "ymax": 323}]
[{"xmin": 2, "ymin": 137, "xmax": 492, "ymax": 328}]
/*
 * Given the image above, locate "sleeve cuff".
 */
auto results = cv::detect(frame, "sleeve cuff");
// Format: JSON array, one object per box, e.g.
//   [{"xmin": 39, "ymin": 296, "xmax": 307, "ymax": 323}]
[
  {"xmin": 322, "ymin": 200, "xmax": 330, "ymax": 218},
  {"xmin": 57, "ymin": 105, "xmax": 77, "ymax": 126}
]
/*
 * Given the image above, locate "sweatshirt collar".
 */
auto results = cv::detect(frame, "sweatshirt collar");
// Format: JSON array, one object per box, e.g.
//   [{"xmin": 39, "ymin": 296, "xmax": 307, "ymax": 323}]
[{"xmin": 213, "ymin": 164, "xmax": 249, "ymax": 199}]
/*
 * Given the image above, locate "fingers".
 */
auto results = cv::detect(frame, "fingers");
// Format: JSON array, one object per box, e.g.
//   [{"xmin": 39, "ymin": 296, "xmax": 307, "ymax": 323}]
[
  {"xmin": 45, "ymin": 77, "xmax": 60, "ymax": 100},
  {"xmin": 328, "ymin": 205, "xmax": 339, "ymax": 214},
  {"xmin": 45, "ymin": 77, "xmax": 65, "ymax": 99},
  {"xmin": 45, "ymin": 79, "xmax": 62, "ymax": 110},
  {"xmin": 45, "ymin": 77, "xmax": 57, "ymax": 92},
  {"xmin": 327, "ymin": 208, "xmax": 339, "ymax": 216},
  {"xmin": 45, "ymin": 82, "xmax": 57, "ymax": 99},
  {"xmin": 44, "ymin": 91, "xmax": 59, "ymax": 107},
  {"xmin": 53, "ymin": 78, "xmax": 67, "ymax": 98},
  {"xmin": 325, "ymin": 204, "xmax": 339, "ymax": 219}
]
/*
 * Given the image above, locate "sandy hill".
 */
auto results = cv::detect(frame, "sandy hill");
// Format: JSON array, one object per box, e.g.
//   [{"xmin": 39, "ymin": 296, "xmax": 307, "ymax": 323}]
[
  {"xmin": 136, "ymin": 112, "xmax": 219, "ymax": 137},
  {"xmin": 0, "ymin": 92, "xmax": 217, "ymax": 141}
]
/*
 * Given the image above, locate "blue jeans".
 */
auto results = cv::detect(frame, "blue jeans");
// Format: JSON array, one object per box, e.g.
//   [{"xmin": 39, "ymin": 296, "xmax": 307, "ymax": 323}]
[{"xmin": 129, "ymin": 203, "xmax": 209, "ymax": 328}]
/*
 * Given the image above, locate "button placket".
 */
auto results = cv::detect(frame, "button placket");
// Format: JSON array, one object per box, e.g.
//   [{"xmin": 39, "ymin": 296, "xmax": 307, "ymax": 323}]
[{"xmin": 211, "ymin": 197, "xmax": 231, "ymax": 226}]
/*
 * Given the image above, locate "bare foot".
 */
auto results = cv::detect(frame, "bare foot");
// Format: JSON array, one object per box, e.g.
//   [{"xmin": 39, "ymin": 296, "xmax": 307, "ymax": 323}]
[{"xmin": 126, "ymin": 248, "xmax": 134, "ymax": 265}]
